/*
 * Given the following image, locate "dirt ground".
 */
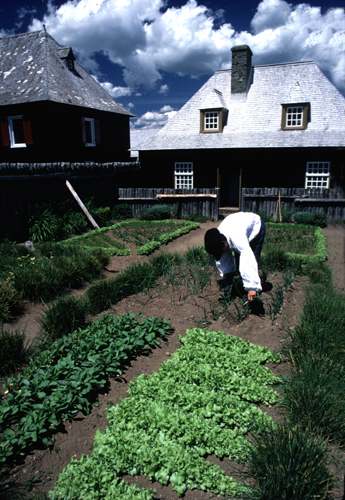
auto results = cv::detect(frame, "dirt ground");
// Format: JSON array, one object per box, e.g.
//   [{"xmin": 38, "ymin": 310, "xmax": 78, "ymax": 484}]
[{"xmin": 1, "ymin": 221, "xmax": 345, "ymax": 500}]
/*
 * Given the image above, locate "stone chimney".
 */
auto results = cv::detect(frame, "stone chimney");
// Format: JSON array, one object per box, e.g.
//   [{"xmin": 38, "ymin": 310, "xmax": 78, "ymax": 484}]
[{"xmin": 231, "ymin": 45, "xmax": 253, "ymax": 94}]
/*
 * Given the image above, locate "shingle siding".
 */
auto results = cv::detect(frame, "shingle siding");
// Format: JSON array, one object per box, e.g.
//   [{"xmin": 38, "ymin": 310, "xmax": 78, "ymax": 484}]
[{"xmin": 137, "ymin": 61, "xmax": 345, "ymax": 150}]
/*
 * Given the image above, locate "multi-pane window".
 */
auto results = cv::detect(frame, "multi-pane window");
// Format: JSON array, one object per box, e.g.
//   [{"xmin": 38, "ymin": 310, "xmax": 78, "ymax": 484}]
[
  {"xmin": 204, "ymin": 111, "xmax": 219, "ymax": 130},
  {"xmin": 305, "ymin": 162, "xmax": 330, "ymax": 189},
  {"xmin": 174, "ymin": 163, "xmax": 193, "ymax": 189},
  {"xmin": 285, "ymin": 106, "xmax": 303, "ymax": 127},
  {"xmin": 281, "ymin": 103, "xmax": 309, "ymax": 130}
]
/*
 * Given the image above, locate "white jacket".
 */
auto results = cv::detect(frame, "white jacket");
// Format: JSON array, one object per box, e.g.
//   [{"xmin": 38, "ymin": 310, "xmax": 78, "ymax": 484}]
[{"xmin": 215, "ymin": 212, "xmax": 262, "ymax": 292}]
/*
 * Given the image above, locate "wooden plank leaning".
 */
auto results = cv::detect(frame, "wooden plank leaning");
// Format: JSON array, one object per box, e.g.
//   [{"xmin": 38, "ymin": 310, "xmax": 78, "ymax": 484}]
[{"xmin": 66, "ymin": 180, "xmax": 100, "ymax": 230}]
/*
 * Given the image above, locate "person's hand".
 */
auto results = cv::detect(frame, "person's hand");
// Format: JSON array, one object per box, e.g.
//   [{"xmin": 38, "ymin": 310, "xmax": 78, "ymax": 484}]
[{"xmin": 247, "ymin": 291, "xmax": 257, "ymax": 302}]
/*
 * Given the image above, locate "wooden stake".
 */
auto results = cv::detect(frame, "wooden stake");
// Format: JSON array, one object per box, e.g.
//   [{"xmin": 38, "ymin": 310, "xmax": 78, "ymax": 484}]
[
  {"xmin": 66, "ymin": 180, "xmax": 100, "ymax": 230},
  {"xmin": 279, "ymin": 191, "xmax": 282, "ymax": 222}
]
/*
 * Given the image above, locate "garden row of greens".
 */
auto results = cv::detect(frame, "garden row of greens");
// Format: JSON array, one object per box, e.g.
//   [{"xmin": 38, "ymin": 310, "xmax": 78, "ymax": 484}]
[
  {"xmin": 1, "ymin": 222, "xmax": 341, "ymax": 499},
  {"xmin": 27, "ymin": 199, "xmax": 208, "ymax": 243},
  {"xmin": 0, "ymin": 313, "xmax": 171, "ymax": 469},
  {"xmin": 50, "ymin": 229, "xmax": 345, "ymax": 499},
  {"xmin": 0, "ymin": 221, "xmax": 199, "ymax": 324},
  {"xmin": 51, "ymin": 329, "xmax": 282, "ymax": 499},
  {"xmin": 50, "ymin": 260, "xmax": 344, "ymax": 500},
  {"xmin": 60, "ymin": 220, "xmax": 199, "ymax": 256}
]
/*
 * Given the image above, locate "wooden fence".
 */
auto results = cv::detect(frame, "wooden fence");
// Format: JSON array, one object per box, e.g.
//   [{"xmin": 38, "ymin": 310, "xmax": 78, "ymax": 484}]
[
  {"xmin": 241, "ymin": 187, "xmax": 345, "ymax": 221},
  {"xmin": 118, "ymin": 188, "xmax": 220, "ymax": 220},
  {"xmin": 0, "ymin": 162, "xmax": 140, "ymax": 241}
]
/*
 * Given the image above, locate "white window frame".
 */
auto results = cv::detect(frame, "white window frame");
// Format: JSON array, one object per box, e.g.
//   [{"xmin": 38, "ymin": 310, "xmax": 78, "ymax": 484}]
[
  {"xmin": 285, "ymin": 106, "xmax": 303, "ymax": 128},
  {"xmin": 305, "ymin": 162, "xmax": 330, "ymax": 189},
  {"xmin": 204, "ymin": 111, "xmax": 219, "ymax": 131},
  {"xmin": 174, "ymin": 163, "xmax": 193, "ymax": 189},
  {"xmin": 8, "ymin": 115, "xmax": 26, "ymax": 148},
  {"xmin": 84, "ymin": 118, "xmax": 96, "ymax": 147}
]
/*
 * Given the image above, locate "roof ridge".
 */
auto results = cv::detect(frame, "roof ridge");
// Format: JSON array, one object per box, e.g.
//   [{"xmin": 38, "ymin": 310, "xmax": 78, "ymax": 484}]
[{"xmin": 0, "ymin": 30, "xmax": 41, "ymax": 40}]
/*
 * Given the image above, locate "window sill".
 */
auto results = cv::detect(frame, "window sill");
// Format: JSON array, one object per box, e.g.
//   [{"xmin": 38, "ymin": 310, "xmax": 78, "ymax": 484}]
[{"xmin": 10, "ymin": 143, "xmax": 27, "ymax": 148}]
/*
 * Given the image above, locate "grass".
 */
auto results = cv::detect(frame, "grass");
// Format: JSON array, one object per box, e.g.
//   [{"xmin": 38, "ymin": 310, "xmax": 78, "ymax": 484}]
[
  {"xmin": 0, "ymin": 326, "xmax": 32, "ymax": 376},
  {"xmin": 241, "ymin": 422, "xmax": 337, "ymax": 500}
]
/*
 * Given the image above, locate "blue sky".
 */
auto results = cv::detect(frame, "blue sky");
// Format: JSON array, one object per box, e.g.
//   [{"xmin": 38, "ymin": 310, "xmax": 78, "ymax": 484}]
[{"xmin": 1, "ymin": 0, "xmax": 344, "ymax": 128}]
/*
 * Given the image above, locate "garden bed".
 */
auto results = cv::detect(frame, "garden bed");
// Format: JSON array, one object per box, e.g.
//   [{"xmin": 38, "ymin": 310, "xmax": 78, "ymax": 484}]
[{"xmin": 0, "ymin": 222, "xmax": 344, "ymax": 499}]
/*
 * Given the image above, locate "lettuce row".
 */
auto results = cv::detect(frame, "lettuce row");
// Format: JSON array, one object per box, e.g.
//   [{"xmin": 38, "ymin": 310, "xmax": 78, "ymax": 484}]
[{"xmin": 52, "ymin": 328, "xmax": 281, "ymax": 499}]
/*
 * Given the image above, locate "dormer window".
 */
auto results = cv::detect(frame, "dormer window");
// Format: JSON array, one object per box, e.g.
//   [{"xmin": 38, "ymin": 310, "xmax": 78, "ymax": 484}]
[
  {"xmin": 281, "ymin": 103, "xmax": 309, "ymax": 130},
  {"xmin": 58, "ymin": 47, "xmax": 75, "ymax": 72},
  {"xmin": 67, "ymin": 58, "xmax": 74, "ymax": 71},
  {"xmin": 200, "ymin": 108, "xmax": 225, "ymax": 133}
]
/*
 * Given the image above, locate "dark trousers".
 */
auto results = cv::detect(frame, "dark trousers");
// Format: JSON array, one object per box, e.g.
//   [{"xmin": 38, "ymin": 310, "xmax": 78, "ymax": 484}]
[{"xmin": 234, "ymin": 219, "xmax": 266, "ymax": 272}]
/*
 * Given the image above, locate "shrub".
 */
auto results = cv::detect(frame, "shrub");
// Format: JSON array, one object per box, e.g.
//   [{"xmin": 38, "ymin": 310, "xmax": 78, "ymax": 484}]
[
  {"xmin": 28, "ymin": 206, "xmax": 60, "ymax": 242},
  {"xmin": 294, "ymin": 211, "xmax": 327, "ymax": 227},
  {"xmin": 256, "ymin": 210, "xmax": 274, "ymax": 223},
  {"xmin": 139, "ymin": 204, "xmax": 171, "ymax": 221},
  {"xmin": 181, "ymin": 212, "xmax": 209, "ymax": 223},
  {"xmin": 243, "ymin": 422, "xmax": 336, "ymax": 500},
  {"xmin": 61, "ymin": 209, "xmax": 87, "ymax": 236},
  {"xmin": 111, "ymin": 203, "xmax": 133, "ymax": 221},
  {"xmin": 280, "ymin": 208, "xmax": 293, "ymax": 223}
]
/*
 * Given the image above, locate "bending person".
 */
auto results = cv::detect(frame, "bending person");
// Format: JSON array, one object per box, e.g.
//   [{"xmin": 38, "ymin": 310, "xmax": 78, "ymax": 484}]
[{"xmin": 204, "ymin": 212, "xmax": 266, "ymax": 302}]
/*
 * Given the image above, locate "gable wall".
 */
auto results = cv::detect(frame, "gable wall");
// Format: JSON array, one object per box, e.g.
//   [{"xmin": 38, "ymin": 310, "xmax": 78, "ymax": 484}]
[{"xmin": 0, "ymin": 101, "xmax": 131, "ymax": 162}]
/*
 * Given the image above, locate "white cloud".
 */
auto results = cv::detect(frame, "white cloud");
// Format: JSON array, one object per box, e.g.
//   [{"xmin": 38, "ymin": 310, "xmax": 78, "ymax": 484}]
[
  {"xmin": 158, "ymin": 84, "xmax": 169, "ymax": 94},
  {"xmin": 132, "ymin": 105, "xmax": 177, "ymax": 128},
  {"xmin": 91, "ymin": 75, "xmax": 135, "ymax": 98},
  {"xmin": 28, "ymin": 0, "xmax": 345, "ymax": 95}
]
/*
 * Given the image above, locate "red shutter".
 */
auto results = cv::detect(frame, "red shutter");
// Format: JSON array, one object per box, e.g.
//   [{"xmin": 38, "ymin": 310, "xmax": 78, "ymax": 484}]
[
  {"xmin": 23, "ymin": 120, "xmax": 33, "ymax": 145},
  {"xmin": 0, "ymin": 122, "xmax": 10, "ymax": 146},
  {"xmin": 81, "ymin": 117, "xmax": 86, "ymax": 144},
  {"xmin": 95, "ymin": 119, "xmax": 101, "ymax": 145}
]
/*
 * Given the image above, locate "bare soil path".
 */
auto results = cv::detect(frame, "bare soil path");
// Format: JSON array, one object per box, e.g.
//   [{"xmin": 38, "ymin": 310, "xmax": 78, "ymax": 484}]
[{"xmin": 1, "ymin": 222, "xmax": 345, "ymax": 500}]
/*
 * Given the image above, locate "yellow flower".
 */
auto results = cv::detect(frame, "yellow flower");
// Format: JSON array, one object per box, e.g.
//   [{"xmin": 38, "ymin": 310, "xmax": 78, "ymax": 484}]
[
  {"xmin": 6, "ymin": 277, "xmax": 10, "ymax": 281},
  {"xmin": 4, "ymin": 390, "xmax": 9, "ymax": 395},
  {"xmin": 21, "ymin": 256, "xmax": 26, "ymax": 259},
  {"xmin": 30, "ymin": 257, "xmax": 35, "ymax": 261},
  {"xmin": 9, "ymin": 271, "xmax": 13, "ymax": 275}
]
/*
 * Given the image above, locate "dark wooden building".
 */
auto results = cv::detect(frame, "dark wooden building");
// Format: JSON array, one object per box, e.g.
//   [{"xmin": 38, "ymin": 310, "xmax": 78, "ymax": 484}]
[
  {"xmin": 132, "ymin": 45, "xmax": 345, "ymax": 208},
  {"xmin": 0, "ymin": 29, "xmax": 134, "ymax": 163}
]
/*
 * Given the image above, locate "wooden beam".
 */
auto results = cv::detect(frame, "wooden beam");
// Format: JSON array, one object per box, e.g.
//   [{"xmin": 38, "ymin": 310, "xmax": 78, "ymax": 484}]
[
  {"xmin": 66, "ymin": 180, "xmax": 100, "ymax": 229},
  {"xmin": 156, "ymin": 194, "xmax": 217, "ymax": 198}
]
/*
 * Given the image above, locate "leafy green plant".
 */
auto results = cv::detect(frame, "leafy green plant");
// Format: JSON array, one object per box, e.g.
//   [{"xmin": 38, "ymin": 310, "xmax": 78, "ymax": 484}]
[
  {"xmin": 51, "ymin": 328, "xmax": 281, "ymax": 499},
  {"xmin": 256, "ymin": 210, "xmax": 273, "ymax": 223},
  {"xmin": 266, "ymin": 284, "xmax": 284, "ymax": 321},
  {"xmin": 0, "ymin": 313, "xmax": 171, "ymax": 468},
  {"xmin": 139, "ymin": 204, "xmax": 171, "ymax": 221},
  {"xmin": 242, "ymin": 421, "xmax": 336, "ymax": 500},
  {"xmin": 294, "ymin": 211, "xmax": 327, "ymax": 227},
  {"xmin": 280, "ymin": 208, "xmax": 293, "ymax": 223},
  {"xmin": 181, "ymin": 212, "xmax": 210, "ymax": 223},
  {"xmin": 28, "ymin": 207, "xmax": 60, "ymax": 242},
  {"xmin": 111, "ymin": 203, "xmax": 133, "ymax": 221}
]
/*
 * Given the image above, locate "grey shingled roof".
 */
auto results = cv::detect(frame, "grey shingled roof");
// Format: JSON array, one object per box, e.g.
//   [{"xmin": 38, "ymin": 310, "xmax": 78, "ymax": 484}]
[
  {"xmin": 0, "ymin": 30, "xmax": 134, "ymax": 116},
  {"xmin": 137, "ymin": 60, "xmax": 345, "ymax": 150}
]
